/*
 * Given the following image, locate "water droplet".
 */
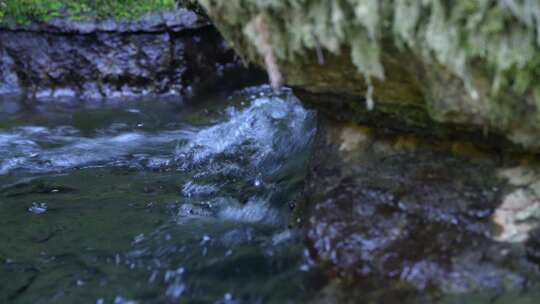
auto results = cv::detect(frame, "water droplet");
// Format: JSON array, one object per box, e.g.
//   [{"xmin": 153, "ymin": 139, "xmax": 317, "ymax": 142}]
[
  {"xmin": 224, "ymin": 293, "xmax": 233, "ymax": 301},
  {"xmin": 164, "ymin": 271, "xmax": 174, "ymax": 282},
  {"xmin": 166, "ymin": 281, "xmax": 185, "ymax": 299},
  {"xmin": 28, "ymin": 202, "xmax": 48, "ymax": 214},
  {"xmin": 201, "ymin": 235, "xmax": 211, "ymax": 245},
  {"xmin": 148, "ymin": 270, "xmax": 159, "ymax": 283},
  {"xmin": 366, "ymin": 82, "xmax": 375, "ymax": 111},
  {"xmin": 132, "ymin": 233, "xmax": 145, "ymax": 244}
]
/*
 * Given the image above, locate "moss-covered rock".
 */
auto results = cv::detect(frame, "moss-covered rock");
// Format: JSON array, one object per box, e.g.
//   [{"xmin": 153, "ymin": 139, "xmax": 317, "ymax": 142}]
[
  {"xmin": 0, "ymin": 6, "xmax": 258, "ymax": 100},
  {"xmin": 197, "ymin": 0, "xmax": 540, "ymax": 151},
  {"xmin": 0, "ymin": 0, "xmax": 178, "ymax": 24}
]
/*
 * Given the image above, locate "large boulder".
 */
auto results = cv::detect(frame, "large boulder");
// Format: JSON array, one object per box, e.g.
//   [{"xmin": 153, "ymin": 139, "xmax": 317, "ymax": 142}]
[{"xmin": 198, "ymin": 0, "xmax": 540, "ymax": 151}]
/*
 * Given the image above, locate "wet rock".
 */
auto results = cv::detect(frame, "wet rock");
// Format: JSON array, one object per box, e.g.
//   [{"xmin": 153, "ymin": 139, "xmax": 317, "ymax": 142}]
[
  {"xmin": 527, "ymin": 229, "xmax": 540, "ymax": 265},
  {"xmin": 302, "ymin": 119, "xmax": 540, "ymax": 299},
  {"xmin": 0, "ymin": 9, "xmax": 262, "ymax": 101},
  {"xmin": 493, "ymin": 166, "xmax": 540, "ymax": 243},
  {"xmin": 3, "ymin": 9, "xmax": 208, "ymax": 34},
  {"xmin": 492, "ymin": 189, "xmax": 540, "ymax": 242},
  {"xmin": 0, "ymin": 48, "xmax": 19, "ymax": 94}
]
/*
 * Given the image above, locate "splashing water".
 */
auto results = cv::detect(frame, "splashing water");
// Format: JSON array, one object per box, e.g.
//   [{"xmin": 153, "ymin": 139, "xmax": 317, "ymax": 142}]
[{"xmin": 0, "ymin": 86, "xmax": 320, "ymax": 303}]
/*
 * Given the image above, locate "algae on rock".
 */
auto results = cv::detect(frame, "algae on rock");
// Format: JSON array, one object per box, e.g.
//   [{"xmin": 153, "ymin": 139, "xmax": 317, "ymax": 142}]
[{"xmin": 198, "ymin": 0, "xmax": 540, "ymax": 150}]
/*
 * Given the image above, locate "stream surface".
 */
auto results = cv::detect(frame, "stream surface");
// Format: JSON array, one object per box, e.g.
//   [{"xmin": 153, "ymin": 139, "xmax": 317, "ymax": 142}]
[{"xmin": 0, "ymin": 86, "xmax": 319, "ymax": 303}]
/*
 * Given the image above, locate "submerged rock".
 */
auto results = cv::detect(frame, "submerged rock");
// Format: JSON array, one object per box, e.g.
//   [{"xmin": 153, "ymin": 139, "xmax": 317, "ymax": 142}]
[
  {"xmin": 198, "ymin": 0, "xmax": 540, "ymax": 151},
  {"xmin": 300, "ymin": 118, "xmax": 540, "ymax": 300}
]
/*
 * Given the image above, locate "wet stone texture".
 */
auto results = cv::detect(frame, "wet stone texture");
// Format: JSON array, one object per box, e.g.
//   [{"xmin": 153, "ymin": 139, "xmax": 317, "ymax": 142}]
[
  {"xmin": 0, "ymin": 9, "xmax": 259, "ymax": 100},
  {"xmin": 302, "ymin": 118, "xmax": 540, "ymax": 302}
]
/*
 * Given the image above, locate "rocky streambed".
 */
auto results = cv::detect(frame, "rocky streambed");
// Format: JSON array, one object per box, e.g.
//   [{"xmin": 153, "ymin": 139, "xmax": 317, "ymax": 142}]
[{"xmin": 301, "ymin": 119, "xmax": 540, "ymax": 303}]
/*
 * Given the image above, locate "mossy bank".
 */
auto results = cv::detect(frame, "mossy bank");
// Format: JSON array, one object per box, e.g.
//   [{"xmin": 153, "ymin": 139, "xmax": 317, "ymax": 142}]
[
  {"xmin": 0, "ymin": 2, "xmax": 263, "ymax": 100},
  {"xmin": 198, "ymin": 0, "xmax": 540, "ymax": 151},
  {"xmin": 0, "ymin": 0, "xmax": 181, "ymax": 24}
]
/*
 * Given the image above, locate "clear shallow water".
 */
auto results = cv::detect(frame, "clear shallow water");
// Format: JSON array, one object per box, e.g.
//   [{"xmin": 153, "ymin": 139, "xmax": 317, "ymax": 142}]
[{"xmin": 0, "ymin": 86, "xmax": 320, "ymax": 303}]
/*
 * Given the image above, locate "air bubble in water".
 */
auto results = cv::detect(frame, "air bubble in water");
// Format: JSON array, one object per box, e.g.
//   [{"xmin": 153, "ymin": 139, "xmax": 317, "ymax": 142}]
[
  {"xmin": 132, "ymin": 233, "xmax": 145, "ymax": 244},
  {"xmin": 166, "ymin": 281, "xmax": 185, "ymax": 299},
  {"xmin": 148, "ymin": 270, "xmax": 159, "ymax": 283},
  {"xmin": 28, "ymin": 202, "xmax": 48, "ymax": 214},
  {"xmin": 201, "ymin": 235, "xmax": 211, "ymax": 245}
]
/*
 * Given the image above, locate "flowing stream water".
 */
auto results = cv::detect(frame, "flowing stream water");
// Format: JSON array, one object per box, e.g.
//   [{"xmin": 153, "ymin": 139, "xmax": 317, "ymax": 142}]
[{"xmin": 0, "ymin": 86, "xmax": 320, "ymax": 303}]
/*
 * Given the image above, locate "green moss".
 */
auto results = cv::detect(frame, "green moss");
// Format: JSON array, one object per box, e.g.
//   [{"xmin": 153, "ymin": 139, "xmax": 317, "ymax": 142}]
[
  {"xmin": 0, "ymin": 0, "xmax": 178, "ymax": 24},
  {"xmin": 199, "ymin": 0, "xmax": 540, "ymax": 149},
  {"xmin": 199, "ymin": 0, "xmax": 540, "ymax": 108}
]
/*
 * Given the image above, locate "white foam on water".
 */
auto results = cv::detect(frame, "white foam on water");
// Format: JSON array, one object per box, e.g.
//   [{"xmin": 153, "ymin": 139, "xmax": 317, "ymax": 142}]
[
  {"xmin": 0, "ymin": 126, "xmax": 191, "ymax": 174},
  {"xmin": 175, "ymin": 93, "xmax": 312, "ymax": 168},
  {"xmin": 218, "ymin": 197, "xmax": 281, "ymax": 225}
]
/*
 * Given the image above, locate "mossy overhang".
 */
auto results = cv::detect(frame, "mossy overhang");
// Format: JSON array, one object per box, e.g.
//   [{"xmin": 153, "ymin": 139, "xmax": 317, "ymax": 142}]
[{"xmin": 198, "ymin": 0, "xmax": 540, "ymax": 151}]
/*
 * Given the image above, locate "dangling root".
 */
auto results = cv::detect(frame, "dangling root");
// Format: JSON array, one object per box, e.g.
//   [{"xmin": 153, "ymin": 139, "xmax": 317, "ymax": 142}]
[{"xmin": 247, "ymin": 14, "xmax": 284, "ymax": 91}]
